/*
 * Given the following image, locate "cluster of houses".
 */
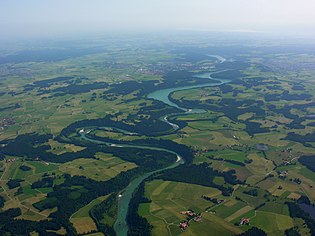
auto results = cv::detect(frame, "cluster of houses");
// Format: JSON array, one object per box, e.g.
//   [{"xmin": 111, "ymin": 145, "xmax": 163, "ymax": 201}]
[
  {"xmin": 6, "ymin": 158, "xmax": 16, "ymax": 163},
  {"xmin": 194, "ymin": 143, "xmax": 250, "ymax": 158},
  {"xmin": 232, "ymin": 135, "xmax": 240, "ymax": 140},
  {"xmin": 179, "ymin": 210, "xmax": 202, "ymax": 231},
  {"xmin": 281, "ymin": 148, "xmax": 299, "ymax": 166},
  {"xmin": 136, "ymin": 68, "xmax": 163, "ymax": 76},
  {"xmin": 283, "ymin": 156, "xmax": 298, "ymax": 166},
  {"xmin": 141, "ymin": 60, "xmax": 217, "ymax": 74},
  {"xmin": 227, "ymin": 143, "xmax": 248, "ymax": 149},
  {"xmin": 6, "ymin": 156, "xmax": 43, "ymax": 163},
  {"xmin": 0, "ymin": 117, "xmax": 15, "ymax": 132},
  {"xmin": 177, "ymin": 206, "xmax": 251, "ymax": 230}
]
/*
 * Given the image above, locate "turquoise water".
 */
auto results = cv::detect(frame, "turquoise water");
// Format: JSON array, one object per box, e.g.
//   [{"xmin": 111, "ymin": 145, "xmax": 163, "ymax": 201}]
[
  {"xmin": 80, "ymin": 56, "xmax": 230, "ymax": 236},
  {"xmin": 147, "ymin": 71, "xmax": 229, "ymax": 112},
  {"xmin": 113, "ymin": 154, "xmax": 183, "ymax": 236},
  {"xmin": 112, "ymin": 71, "xmax": 229, "ymax": 235},
  {"xmin": 80, "ymin": 132, "xmax": 183, "ymax": 236},
  {"xmin": 147, "ymin": 70, "xmax": 230, "ymax": 130}
]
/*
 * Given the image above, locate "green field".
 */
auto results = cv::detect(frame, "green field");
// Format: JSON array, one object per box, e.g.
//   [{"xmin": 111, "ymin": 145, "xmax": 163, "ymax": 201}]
[
  {"xmin": 206, "ymin": 149, "xmax": 248, "ymax": 163},
  {"xmin": 70, "ymin": 195, "xmax": 109, "ymax": 235},
  {"xmin": 249, "ymin": 211, "xmax": 294, "ymax": 235},
  {"xmin": 71, "ymin": 195, "xmax": 109, "ymax": 219},
  {"xmin": 0, "ymin": 35, "xmax": 315, "ymax": 235},
  {"xmin": 140, "ymin": 180, "xmax": 242, "ymax": 236},
  {"xmin": 59, "ymin": 153, "xmax": 137, "ymax": 181}
]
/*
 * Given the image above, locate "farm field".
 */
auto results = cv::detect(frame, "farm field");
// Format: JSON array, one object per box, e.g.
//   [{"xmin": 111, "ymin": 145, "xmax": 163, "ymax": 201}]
[
  {"xmin": 140, "ymin": 180, "xmax": 243, "ymax": 236},
  {"xmin": 59, "ymin": 153, "xmax": 137, "ymax": 181},
  {"xmin": 0, "ymin": 153, "xmax": 135, "ymax": 222},
  {"xmin": 70, "ymin": 195, "xmax": 109, "ymax": 234},
  {"xmin": 0, "ymin": 35, "xmax": 315, "ymax": 235}
]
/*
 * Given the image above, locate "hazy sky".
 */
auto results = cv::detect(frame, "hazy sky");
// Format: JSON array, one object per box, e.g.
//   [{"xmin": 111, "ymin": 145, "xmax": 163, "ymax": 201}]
[{"xmin": 1, "ymin": 0, "xmax": 315, "ymax": 38}]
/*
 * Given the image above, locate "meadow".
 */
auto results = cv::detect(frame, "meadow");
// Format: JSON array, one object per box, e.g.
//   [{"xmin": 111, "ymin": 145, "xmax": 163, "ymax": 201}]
[{"xmin": 0, "ymin": 37, "xmax": 315, "ymax": 235}]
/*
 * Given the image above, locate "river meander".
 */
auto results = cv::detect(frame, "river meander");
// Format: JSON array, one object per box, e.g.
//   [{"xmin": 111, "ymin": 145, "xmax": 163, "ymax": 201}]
[
  {"xmin": 79, "ymin": 55, "xmax": 229, "ymax": 236},
  {"xmin": 80, "ymin": 133, "xmax": 184, "ymax": 236}
]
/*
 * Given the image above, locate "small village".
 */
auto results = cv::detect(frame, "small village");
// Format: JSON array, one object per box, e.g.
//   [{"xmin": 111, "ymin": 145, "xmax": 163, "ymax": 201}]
[
  {"xmin": 5, "ymin": 156, "xmax": 49, "ymax": 166},
  {"xmin": 178, "ymin": 208, "xmax": 251, "ymax": 231},
  {"xmin": 179, "ymin": 210, "xmax": 202, "ymax": 231},
  {"xmin": 0, "ymin": 117, "xmax": 15, "ymax": 132}
]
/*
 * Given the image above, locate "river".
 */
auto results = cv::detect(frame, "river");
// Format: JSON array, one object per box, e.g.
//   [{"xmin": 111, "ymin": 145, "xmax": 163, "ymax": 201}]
[
  {"xmin": 147, "ymin": 70, "xmax": 230, "ymax": 130},
  {"xmin": 80, "ymin": 133, "xmax": 184, "ymax": 236},
  {"xmin": 80, "ymin": 55, "xmax": 228, "ymax": 235}
]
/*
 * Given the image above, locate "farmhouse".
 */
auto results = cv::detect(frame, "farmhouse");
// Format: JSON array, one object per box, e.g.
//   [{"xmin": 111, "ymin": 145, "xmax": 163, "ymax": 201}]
[
  {"xmin": 179, "ymin": 221, "xmax": 189, "ymax": 230},
  {"xmin": 279, "ymin": 170, "xmax": 288, "ymax": 177},
  {"xmin": 179, "ymin": 210, "xmax": 203, "ymax": 230},
  {"xmin": 239, "ymin": 218, "xmax": 250, "ymax": 225},
  {"xmin": 6, "ymin": 158, "xmax": 16, "ymax": 163},
  {"xmin": 194, "ymin": 215, "xmax": 202, "ymax": 222},
  {"xmin": 180, "ymin": 211, "xmax": 197, "ymax": 217}
]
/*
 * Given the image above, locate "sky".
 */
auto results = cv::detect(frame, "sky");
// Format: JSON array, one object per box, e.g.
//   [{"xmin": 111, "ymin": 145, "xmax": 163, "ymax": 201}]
[{"xmin": 1, "ymin": 0, "xmax": 315, "ymax": 39}]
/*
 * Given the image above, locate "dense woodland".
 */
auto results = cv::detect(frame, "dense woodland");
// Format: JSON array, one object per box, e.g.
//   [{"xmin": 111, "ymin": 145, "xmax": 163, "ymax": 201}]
[
  {"xmin": 90, "ymin": 194, "xmax": 117, "ymax": 236},
  {"xmin": 158, "ymin": 163, "xmax": 241, "ymax": 196},
  {"xmin": 0, "ymin": 111, "xmax": 246, "ymax": 235},
  {"xmin": 1, "ymin": 40, "xmax": 315, "ymax": 236},
  {"xmin": 127, "ymin": 183, "xmax": 152, "ymax": 236},
  {"xmin": 299, "ymin": 155, "xmax": 315, "ymax": 172},
  {"xmin": 287, "ymin": 201, "xmax": 315, "ymax": 236}
]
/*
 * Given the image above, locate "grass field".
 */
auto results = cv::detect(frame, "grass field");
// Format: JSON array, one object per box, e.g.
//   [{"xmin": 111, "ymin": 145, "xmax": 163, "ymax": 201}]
[
  {"xmin": 84, "ymin": 233, "xmax": 104, "ymax": 236},
  {"xmin": 70, "ymin": 195, "xmax": 109, "ymax": 235},
  {"xmin": 245, "ymin": 153, "xmax": 275, "ymax": 185},
  {"xmin": 249, "ymin": 211, "xmax": 294, "ymax": 235},
  {"xmin": 71, "ymin": 217, "xmax": 97, "ymax": 235},
  {"xmin": 59, "ymin": 153, "xmax": 137, "ymax": 181},
  {"xmin": 0, "ymin": 159, "xmax": 61, "ymax": 221},
  {"xmin": 140, "ymin": 180, "xmax": 242, "ymax": 236},
  {"xmin": 224, "ymin": 205, "xmax": 253, "ymax": 222},
  {"xmin": 214, "ymin": 201, "xmax": 247, "ymax": 219},
  {"xmin": 48, "ymin": 139, "xmax": 86, "ymax": 155},
  {"xmin": 71, "ymin": 195, "xmax": 109, "ymax": 219},
  {"xmin": 139, "ymin": 178, "xmax": 296, "ymax": 236},
  {"xmin": 181, "ymin": 213, "xmax": 242, "ymax": 236},
  {"xmin": 0, "ymin": 39, "xmax": 315, "ymax": 235},
  {"xmin": 27, "ymin": 161, "xmax": 59, "ymax": 174},
  {"xmin": 206, "ymin": 149, "xmax": 248, "ymax": 163},
  {"xmin": 0, "ymin": 153, "xmax": 136, "ymax": 229}
]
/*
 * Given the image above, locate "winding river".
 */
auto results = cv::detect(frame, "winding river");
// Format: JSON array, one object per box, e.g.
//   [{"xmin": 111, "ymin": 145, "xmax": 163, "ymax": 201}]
[
  {"xmin": 79, "ymin": 55, "xmax": 228, "ymax": 235},
  {"xmin": 80, "ymin": 133, "xmax": 184, "ymax": 236},
  {"xmin": 148, "ymin": 70, "xmax": 230, "ymax": 130}
]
